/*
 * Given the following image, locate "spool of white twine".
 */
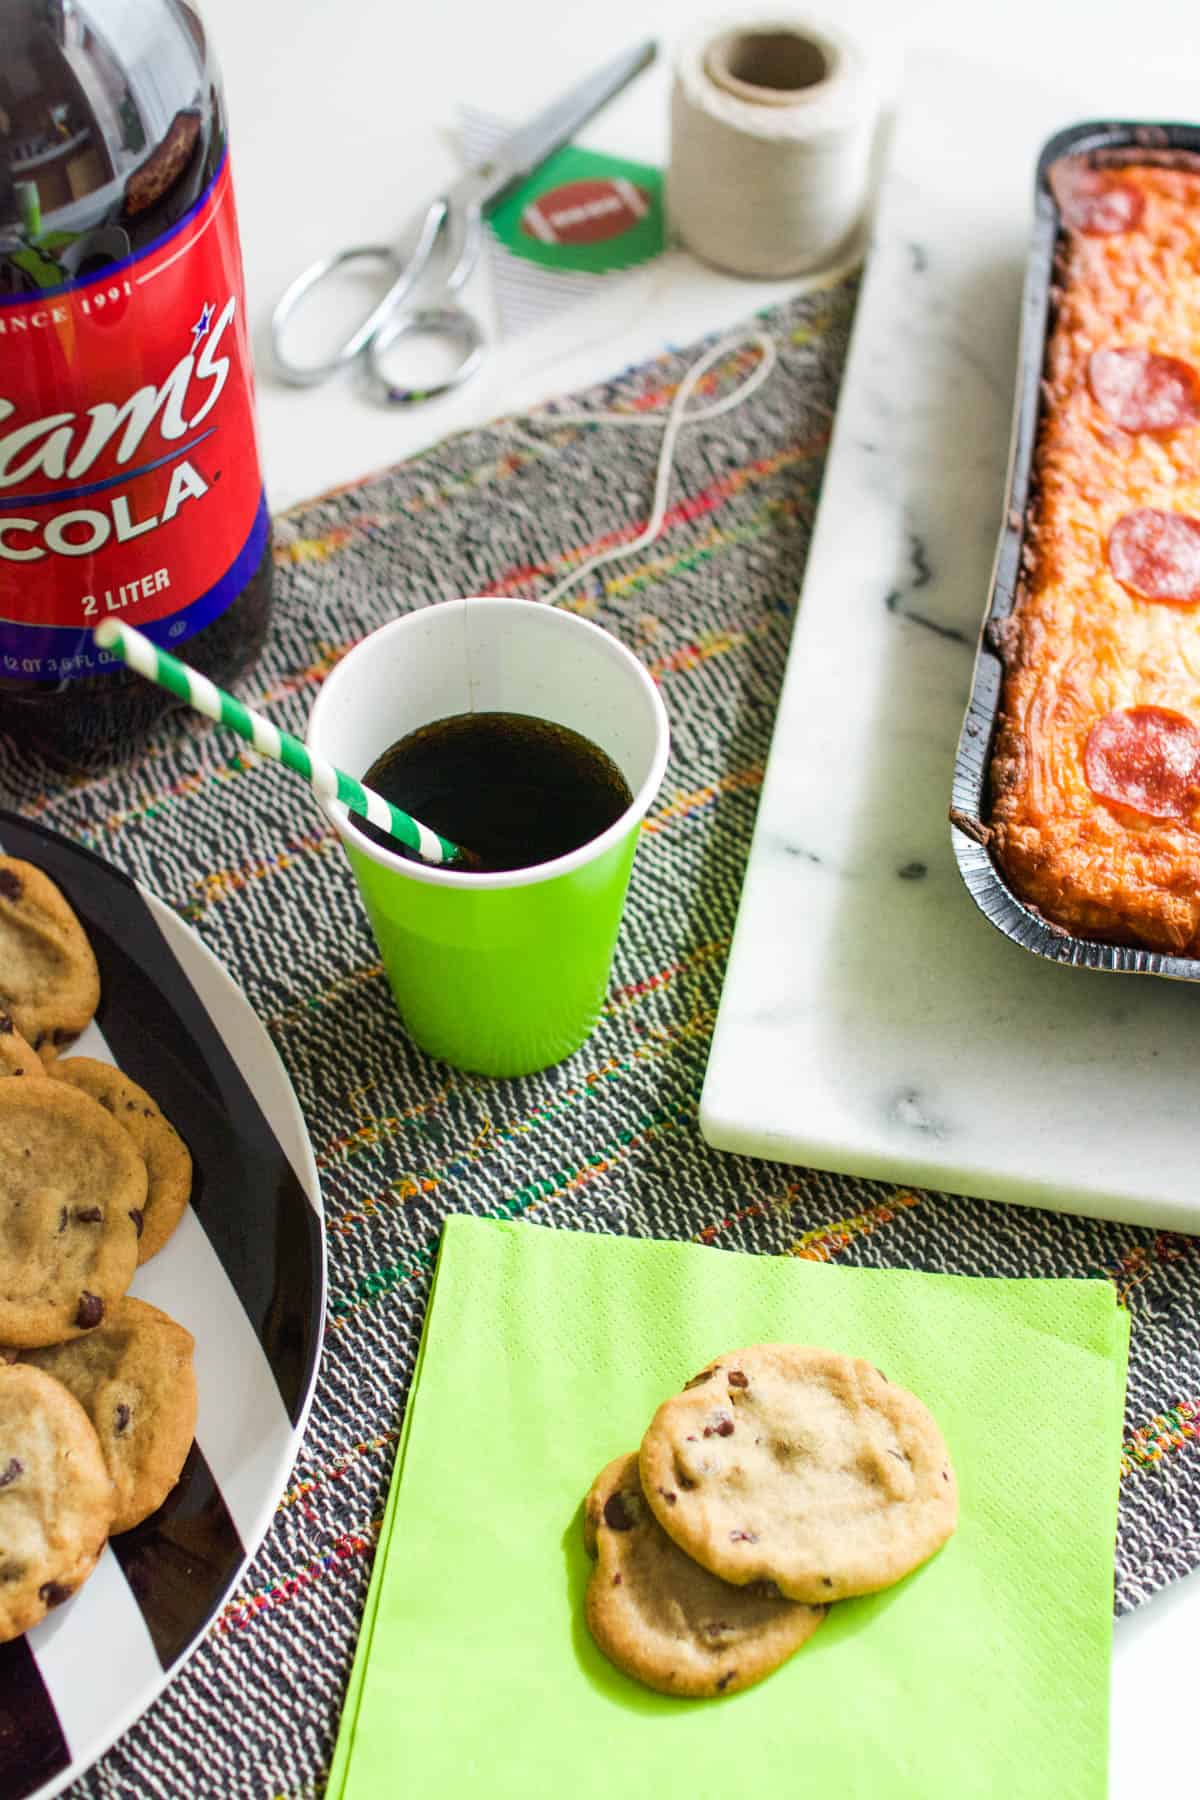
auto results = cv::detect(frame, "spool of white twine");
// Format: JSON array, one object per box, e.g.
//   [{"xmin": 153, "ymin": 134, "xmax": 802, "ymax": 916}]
[{"xmin": 668, "ymin": 17, "xmax": 879, "ymax": 278}]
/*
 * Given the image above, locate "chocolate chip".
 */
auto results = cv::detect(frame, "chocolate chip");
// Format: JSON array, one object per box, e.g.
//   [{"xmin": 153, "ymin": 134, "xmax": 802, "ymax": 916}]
[
  {"xmin": 114, "ymin": 1403, "xmax": 131, "ymax": 1436},
  {"xmin": 38, "ymin": 1581, "xmax": 72, "ymax": 1608},
  {"xmin": 942, "ymin": 1469, "xmax": 950, "ymax": 1481},
  {"xmin": 128, "ymin": 1209, "xmax": 144, "ymax": 1238},
  {"xmin": 0, "ymin": 1013, "xmax": 11, "ymax": 1035},
  {"xmin": 126, "ymin": 1100, "xmax": 138, "ymax": 1111},
  {"xmin": 75, "ymin": 1292, "xmax": 103, "ymax": 1329},
  {"xmin": 747, "ymin": 1579, "xmax": 781, "ymax": 1600},
  {"xmin": 11, "ymin": 1069, "xmax": 21, "ymax": 1076},
  {"xmin": 143, "ymin": 1107, "xmax": 155, "ymax": 1118},
  {"xmin": 75, "ymin": 1206, "xmax": 103, "ymax": 1224},
  {"xmin": 715, "ymin": 1671, "xmax": 736, "ymax": 1691},
  {"xmin": 684, "ymin": 1368, "xmax": 716, "ymax": 1389},
  {"xmin": 612, "ymin": 1573, "xmax": 622, "ymax": 1586},
  {"xmin": 603, "ymin": 1491, "xmax": 638, "ymax": 1532},
  {"xmin": 727, "ymin": 1370, "xmax": 749, "ymax": 1389},
  {"xmin": 822, "ymin": 1576, "xmax": 833, "ymax": 1588},
  {"xmin": 0, "ymin": 1457, "xmax": 22, "ymax": 1489},
  {"xmin": 729, "ymin": 1529, "xmax": 758, "ymax": 1543},
  {"xmin": 0, "ymin": 869, "xmax": 22, "ymax": 901},
  {"xmin": 703, "ymin": 1412, "xmax": 735, "ymax": 1439},
  {"xmin": 657, "ymin": 1488, "xmax": 677, "ymax": 1506}
]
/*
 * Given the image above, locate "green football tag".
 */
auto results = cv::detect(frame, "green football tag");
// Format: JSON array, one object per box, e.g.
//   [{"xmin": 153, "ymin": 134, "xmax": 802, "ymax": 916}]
[{"xmin": 487, "ymin": 143, "xmax": 665, "ymax": 275}]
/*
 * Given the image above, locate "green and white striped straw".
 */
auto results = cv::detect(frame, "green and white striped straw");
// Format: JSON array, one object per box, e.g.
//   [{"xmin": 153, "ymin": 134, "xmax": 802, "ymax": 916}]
[{"xmin": 93, "ymin": 620, "xmax": 471, "ymax": 870}]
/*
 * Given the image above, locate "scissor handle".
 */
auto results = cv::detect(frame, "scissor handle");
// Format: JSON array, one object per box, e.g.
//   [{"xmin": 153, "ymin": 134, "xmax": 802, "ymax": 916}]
[
  {"xmin": 270, "ymin": 200, "xmax": 447, "ymax": 387},
  {"xmin": 364, "ymin": 304, "xmax": 485, "ymax": 406}
]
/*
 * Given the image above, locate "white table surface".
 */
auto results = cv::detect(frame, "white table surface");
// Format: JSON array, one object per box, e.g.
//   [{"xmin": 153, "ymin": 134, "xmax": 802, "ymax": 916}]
[{"xmin": 203, "ymin": 0, "xmax": 1200, "ymax": 1789}]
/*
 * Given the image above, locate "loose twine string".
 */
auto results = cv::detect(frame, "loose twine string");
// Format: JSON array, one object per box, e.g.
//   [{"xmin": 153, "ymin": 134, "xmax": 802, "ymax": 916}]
[{"xmin": 521, "ymin": 327, "xmax": 778, "ymax": 607}]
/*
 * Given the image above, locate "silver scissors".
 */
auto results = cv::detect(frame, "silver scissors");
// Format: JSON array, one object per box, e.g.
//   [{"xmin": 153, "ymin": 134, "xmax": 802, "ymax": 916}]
[{"xmin": 271, "ymin": 39, "xmax": 657, "ymax": 405}]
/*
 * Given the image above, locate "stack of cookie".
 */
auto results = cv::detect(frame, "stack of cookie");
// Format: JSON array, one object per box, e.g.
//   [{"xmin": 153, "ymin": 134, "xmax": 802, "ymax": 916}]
[
  {"xmin": 583, "ymin": 1345, "xmax": 958, "ymax": 1699},
  {"xmin": 0, "ymin": 855, "xmax": 199, "ymax": 1642}
]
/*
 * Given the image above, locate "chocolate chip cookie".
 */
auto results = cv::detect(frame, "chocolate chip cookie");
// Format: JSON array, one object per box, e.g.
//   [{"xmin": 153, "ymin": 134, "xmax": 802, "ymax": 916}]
[
  {"xmin": 584, "ymin": 1452, "xmax": 826, "ymax": 1698},
  {"xmin": 0, "ymin": 1079, "xmax": 146, "ymax": 1347},
  {"xmin": 639, "ymin": 1346, "xmax": 958, "ymax": 1603},
  {"xmin": 0, "ymin": 858, "xmax": 100, "ymax": 1058},
  {"xmin": 22, "ymin": 1297, "xmax": 197, "ymax": 1534},
  {"xmin": 0, "ymin": 1362, "xmax": 115, "ymax": 1641},
  {"xmin": 52, "ymin": 1059, "xmax": 192, "ymax": 1263},
  {"xmin": 0, "ymin": 1011, "xmax": 40, "ymax": 1078}
]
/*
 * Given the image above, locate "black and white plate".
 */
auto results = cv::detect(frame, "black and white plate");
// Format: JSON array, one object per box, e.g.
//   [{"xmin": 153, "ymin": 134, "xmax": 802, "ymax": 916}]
[{"xmin": 0, "ymin": 809, "xmax": 325, "ymax": 1800}]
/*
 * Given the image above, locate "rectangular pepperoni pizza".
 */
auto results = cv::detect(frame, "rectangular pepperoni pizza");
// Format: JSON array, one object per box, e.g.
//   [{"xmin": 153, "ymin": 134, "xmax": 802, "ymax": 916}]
[{"xmin": 988, "ymin": 152, "xmax": 1200, "ymax": 954}]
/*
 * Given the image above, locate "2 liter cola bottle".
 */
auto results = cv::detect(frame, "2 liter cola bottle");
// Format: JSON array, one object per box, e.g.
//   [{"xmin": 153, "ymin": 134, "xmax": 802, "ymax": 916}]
[{"xmin": 0, "ymin": 0, "xmax": 272, "ymax": 757}]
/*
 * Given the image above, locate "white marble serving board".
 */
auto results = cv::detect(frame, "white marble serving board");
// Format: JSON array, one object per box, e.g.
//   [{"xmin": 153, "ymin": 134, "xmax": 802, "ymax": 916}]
[{"xmin": 700, "ymin": 49, "xmax": 1200, "ymax": 1231}]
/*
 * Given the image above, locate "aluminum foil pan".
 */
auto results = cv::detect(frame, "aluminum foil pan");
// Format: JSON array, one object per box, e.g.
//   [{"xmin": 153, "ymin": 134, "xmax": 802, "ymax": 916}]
[{"xmin": 950, "ymin": 118, "xmax": 1200, "ymax": 980}]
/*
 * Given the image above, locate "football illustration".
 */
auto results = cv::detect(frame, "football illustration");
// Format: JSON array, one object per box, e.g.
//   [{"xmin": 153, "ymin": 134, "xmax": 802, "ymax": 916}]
[{"xmin": 520, "ymin": 177, "xmax": 652, "ymax": 247}]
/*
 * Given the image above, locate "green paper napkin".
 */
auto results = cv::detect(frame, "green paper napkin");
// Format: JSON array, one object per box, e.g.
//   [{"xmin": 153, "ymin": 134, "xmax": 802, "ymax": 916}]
[{"xmin": 328, "ymin": 1219, "xmax": 1129, "ymax": 1800}]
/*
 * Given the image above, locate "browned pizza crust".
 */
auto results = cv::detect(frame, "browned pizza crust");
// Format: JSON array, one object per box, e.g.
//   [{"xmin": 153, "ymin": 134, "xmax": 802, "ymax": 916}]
[{"xmin": 989, "ymin": 161, "xmax": 1200, "ymax": 952}]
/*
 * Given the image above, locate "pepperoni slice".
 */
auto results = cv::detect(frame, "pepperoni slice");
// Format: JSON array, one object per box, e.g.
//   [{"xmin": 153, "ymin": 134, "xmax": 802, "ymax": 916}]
[
  {"xmin": 1108, "ymin": 509, "xmax": 1200, "ymax": 602},
  {"xmin": 1088, "ymin": 348, "xmax": 1200, "ymax": 433},
  {"xmin": 1049, "ymin": 162, "xmax": 1144, "ymax": 235},
  {"xmin": 1085, "ymin": 706, "xmax": 1200, "ymax": 821}
]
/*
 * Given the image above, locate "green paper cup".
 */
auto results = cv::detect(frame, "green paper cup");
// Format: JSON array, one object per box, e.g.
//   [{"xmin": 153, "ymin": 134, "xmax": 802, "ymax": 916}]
[{"xmin": 307, "ymin": 597, "xmax": 670, "ymax": 1077}]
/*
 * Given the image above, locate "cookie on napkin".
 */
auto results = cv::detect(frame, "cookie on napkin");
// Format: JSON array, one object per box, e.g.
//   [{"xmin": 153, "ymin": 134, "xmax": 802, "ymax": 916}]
[
  {"xmin": 639, "ymin": 1345, "xmax": 957, "ymax": 1602},
  {"xmin": 584, "ymin": 1451, "xmax": 826, "ymax": 1698},
  {"xmin": 321, "ymin": 1219, "xmax": 1128, "ymax": 1800}
]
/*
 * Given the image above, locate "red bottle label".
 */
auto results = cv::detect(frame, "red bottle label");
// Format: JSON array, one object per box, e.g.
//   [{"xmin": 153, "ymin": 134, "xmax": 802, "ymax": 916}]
[{"xmin": 0, "ymin": 152, "xmax": 267, "ymax": 683}]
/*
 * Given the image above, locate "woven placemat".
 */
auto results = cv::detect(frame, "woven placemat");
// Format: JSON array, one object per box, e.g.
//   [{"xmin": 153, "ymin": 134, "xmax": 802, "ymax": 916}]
[{"xmin": 2, "ymin": 280, "xmax": 1197, "ymax": 1799}]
